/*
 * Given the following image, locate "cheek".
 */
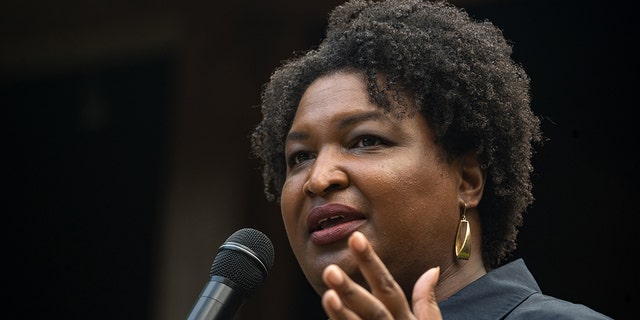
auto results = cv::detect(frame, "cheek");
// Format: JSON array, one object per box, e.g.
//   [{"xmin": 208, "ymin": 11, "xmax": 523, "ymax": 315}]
[
  {"xmin": 402, "ymin": 165, "xmax": 458, "ymax": 229},
  {"xmin": 280, "ymin": 177, "xmax": 305, "ymax": 239},
  {"xmin": 367, "ymin": 158, "xmax": 459, "ymax": 240},
  {"xmin": 373, "ymin": 157, "xmax": 453, "ymax": 207},
  {"xmin": 403, "ymin": 163, "xmax": 460, "ymax": 243}
]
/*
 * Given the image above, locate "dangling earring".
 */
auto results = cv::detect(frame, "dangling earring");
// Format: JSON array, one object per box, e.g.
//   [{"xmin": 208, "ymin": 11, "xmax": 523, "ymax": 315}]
[{"xmin": 455, "ymin": 201, "xmax": 471, "ymax": 260}]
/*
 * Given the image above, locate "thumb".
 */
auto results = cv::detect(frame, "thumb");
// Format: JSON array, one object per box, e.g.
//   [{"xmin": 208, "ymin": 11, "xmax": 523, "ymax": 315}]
[{"xmin": 412, "ymin": 267, "xmax": 443, "ymax": 320}]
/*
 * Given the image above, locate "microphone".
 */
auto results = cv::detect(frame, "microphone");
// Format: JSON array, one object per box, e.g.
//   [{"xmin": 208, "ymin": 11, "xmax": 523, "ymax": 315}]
[{"xmin": 186, "ymin": 228, "xmax": 275, "ymax": 320}]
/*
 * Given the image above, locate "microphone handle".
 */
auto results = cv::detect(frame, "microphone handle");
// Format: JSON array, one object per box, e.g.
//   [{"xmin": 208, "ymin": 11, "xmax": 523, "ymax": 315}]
[{"xmin": 186, "ymin": 276, "xmax": 244, "ymax": 320}]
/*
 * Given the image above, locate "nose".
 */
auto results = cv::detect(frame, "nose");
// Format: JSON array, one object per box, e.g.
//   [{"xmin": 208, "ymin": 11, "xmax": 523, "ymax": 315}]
[{"xmin": 302, "ymin": 151, "xmax": 348, "ymax": 197}]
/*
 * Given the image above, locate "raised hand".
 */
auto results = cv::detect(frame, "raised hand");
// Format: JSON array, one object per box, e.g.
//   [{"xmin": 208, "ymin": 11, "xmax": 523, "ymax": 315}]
[{"xmin": 321, "ymin": 231, "xmax": 442, "ymax": 320}]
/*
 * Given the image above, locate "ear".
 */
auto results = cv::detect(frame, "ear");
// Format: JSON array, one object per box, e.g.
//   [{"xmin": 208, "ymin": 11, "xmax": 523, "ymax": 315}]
[{"xmin": 457, "ymin": 151, "xmax": 485, "ymax": 209}]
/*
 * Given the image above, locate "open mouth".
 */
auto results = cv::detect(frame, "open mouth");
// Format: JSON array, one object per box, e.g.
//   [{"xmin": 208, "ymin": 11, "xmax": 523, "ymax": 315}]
[
  {"xmin": 308, "ymin": 213, "xmax": 367, "ymax": 246},
  {"xmin": 307, "ymin": 203, "xmax": 367, "ymax": 237},
  {"xmin": 315, "ymin": 215, "xmax": 346, "ymax": 231}
]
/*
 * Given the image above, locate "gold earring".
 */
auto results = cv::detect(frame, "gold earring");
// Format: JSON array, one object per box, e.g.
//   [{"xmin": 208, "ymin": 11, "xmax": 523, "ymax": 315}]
[{"xmin": 455, "ymin": 201, "xmax": 471, "ymax": 260}]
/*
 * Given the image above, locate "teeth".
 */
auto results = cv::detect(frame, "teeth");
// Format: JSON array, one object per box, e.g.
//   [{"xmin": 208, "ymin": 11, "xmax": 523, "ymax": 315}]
[
  {"xmin": 318, "ymin": 215, "xmax": 345, "ymax": 230},
  {"xmin": 318, "ymin": 215, "xmax": 344, "ymax": 224}
]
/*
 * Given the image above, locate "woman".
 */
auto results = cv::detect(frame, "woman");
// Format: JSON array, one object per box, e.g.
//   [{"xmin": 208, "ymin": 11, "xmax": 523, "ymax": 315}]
[{"xmin": 250, "ymin": 0, "xmax": 610, "ymax": 319}]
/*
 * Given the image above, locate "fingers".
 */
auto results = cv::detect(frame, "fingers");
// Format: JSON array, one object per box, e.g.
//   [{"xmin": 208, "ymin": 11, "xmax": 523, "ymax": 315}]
[
  {"xmin": 348, "ymin": 231, "xmax": 413, "ymax": 317},
  {"xmin": 412, "ymin": 267, "xmax": 443, "ymax": 319},
  {"xmin": 322, "ymin": 289, "xmax": 359, "ymax": 320},
  {"xmin": 321, "ymin": 231, "xmax": 414, "ymax": 319},
  {"xmin": 322, "ymin": 264, "xmax": 393, "ymax": 319}
]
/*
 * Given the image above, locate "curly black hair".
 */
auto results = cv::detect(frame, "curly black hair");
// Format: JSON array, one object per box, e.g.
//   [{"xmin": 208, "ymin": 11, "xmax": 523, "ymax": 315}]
[{"xmin": 250, "ymin": 0, "xmax": 542, "ymax": 268}]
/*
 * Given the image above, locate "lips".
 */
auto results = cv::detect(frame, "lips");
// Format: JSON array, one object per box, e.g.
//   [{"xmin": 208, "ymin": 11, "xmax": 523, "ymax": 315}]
[{"xmin": 307, "ymin": 203, "xmax": 366, "ymax": 245}]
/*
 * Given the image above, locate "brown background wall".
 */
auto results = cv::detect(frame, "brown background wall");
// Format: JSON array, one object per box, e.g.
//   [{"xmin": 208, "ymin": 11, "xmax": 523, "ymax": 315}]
[{"xmin": 4, "ymin": 1, "xmax": 635, "ymax": 319}]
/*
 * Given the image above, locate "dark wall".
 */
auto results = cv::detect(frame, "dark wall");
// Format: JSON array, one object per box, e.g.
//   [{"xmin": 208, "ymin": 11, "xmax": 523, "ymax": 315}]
[
  {"xmin": 4, "ymin": 1, "xmax": 634, "ymax": 319},
  {"xmin": 6, "ymin": 59, "xmax": 174, "ymax": 319}
]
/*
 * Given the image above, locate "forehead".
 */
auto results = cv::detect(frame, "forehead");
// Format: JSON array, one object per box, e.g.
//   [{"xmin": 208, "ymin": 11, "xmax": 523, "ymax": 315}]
[
  {"xmin": 296, "ymin": 72, "xmax": 371, "ymax": 117},
  {"xmin": 294, "ymin": 71, "xmax": 417, "ymax": 122},
  {"xmin": 301, "ymin": 71, "xmax": 368, "ymax": 101},
  {"xmin": 286, "ymin": 71, "xmax": 434, "ymax": 148}
]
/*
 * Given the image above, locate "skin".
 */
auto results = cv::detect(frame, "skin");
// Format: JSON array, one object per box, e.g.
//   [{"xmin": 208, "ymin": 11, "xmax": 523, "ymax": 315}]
[{"xmin": 281, "ymin": 71, "xmax": 487, "ymax": 318}]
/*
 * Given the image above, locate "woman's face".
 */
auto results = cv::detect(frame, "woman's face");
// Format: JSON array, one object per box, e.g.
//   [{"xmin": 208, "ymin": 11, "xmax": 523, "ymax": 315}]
[{"xmin": 281, "ymin": 71, "xmax": 462, "ymax": 296}]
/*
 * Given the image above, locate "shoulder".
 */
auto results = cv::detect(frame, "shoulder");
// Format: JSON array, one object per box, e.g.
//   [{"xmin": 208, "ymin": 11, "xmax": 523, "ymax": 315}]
[
  {"xmin": 506, "ymin": 292, "xmax": 612, "ymax": 320},
  {"xmin": 439, "ymin": 259, "xmax": 612, "ymax": 320}
]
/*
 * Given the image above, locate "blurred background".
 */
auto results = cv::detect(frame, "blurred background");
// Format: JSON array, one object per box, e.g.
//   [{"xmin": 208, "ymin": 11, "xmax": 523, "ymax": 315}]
[{"xmin": 4, "ymin": 0, "xmax": 635, "ymax": 319}]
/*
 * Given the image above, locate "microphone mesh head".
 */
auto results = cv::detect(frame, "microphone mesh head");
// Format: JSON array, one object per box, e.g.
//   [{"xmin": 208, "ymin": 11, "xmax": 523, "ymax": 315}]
[{"xmin": 210, "ymin": 228, "xmax": 275, "ymax": 296}]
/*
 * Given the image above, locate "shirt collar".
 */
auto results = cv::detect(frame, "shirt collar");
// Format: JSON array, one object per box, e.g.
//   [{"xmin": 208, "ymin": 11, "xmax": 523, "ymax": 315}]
[{"xmin": 438, "ymin": 259, "xmax": 540, "ymax": 320}]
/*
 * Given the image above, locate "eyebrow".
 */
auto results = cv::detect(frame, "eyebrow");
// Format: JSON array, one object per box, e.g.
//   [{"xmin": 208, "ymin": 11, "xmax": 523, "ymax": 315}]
[{"xmin": 285, "ymin": 110, "xmax": 386, "ymax": 142}]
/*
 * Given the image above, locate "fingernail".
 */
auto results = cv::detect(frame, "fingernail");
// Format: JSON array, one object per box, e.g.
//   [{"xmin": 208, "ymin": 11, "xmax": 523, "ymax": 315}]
[
  {"xmin": 326, "ymin": 290, "xmax": 342, "ymax": 310},
  {"xmin": 351, "ymin": 231, "xmax": 367, "ymax": 252},
  {"xmin": 326, "ymin": 265, "xmax": 344, "ymax": 285}
]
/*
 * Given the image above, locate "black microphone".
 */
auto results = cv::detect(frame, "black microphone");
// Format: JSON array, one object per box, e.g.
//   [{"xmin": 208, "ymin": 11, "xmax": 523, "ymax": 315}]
[{"xmin": 186, "ymin": 228, "xmax": 275, "ymax": 320}]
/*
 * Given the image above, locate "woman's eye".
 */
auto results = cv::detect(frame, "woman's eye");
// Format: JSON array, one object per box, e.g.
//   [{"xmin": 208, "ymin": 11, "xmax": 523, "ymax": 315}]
[
  {"xmin": 289, "ymin": 151, "xmax": 314, "ymax": 166},
  {"xmin": 354, "ymin": 135, "xmax": 384, "ymax": 148}
]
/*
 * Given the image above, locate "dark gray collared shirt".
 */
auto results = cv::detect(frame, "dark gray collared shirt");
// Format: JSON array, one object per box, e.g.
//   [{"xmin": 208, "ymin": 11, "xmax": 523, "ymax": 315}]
[{"xmin": 438, "ymin": 259, "xmax": 612, "ymax": 319}]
